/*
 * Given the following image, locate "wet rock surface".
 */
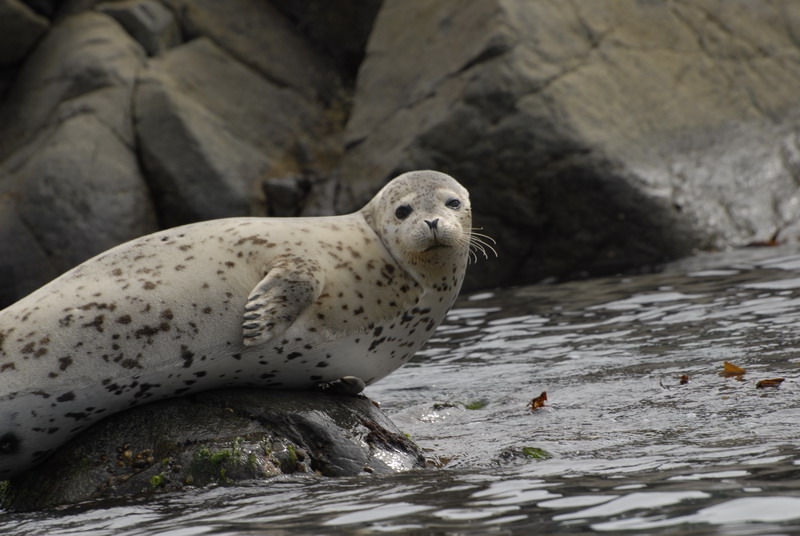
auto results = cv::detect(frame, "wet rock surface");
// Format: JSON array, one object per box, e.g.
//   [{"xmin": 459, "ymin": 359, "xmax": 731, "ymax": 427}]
[{"xmin": 1, "ymin": 388, "xmax": 424, "ymax": 512}]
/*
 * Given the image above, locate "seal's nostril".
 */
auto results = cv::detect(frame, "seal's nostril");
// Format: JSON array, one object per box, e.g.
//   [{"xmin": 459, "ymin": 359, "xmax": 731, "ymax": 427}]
[{"xmin": 425, "ymin": 219, "xmax": 439, "ymax": 230}]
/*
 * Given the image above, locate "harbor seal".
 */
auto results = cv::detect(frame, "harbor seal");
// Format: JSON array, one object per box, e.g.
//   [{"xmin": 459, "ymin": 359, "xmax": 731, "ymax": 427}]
[{"xmin": 0, "ymin": 170, "xmax": 481, "ymax": 478}]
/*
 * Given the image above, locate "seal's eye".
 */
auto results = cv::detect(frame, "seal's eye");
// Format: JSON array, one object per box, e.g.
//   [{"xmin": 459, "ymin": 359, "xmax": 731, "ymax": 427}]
[
  {"xmin": 445, "ymin": 198, "xmax": 461, "ymax": 209},
  {"xmin": 395, "ymin": 205, "xmax": 413, "ymax": 220}
]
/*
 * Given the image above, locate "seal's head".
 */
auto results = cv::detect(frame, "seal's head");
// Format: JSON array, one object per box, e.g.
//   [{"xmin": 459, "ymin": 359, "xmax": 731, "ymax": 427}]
[{"xmin": 362, "ymin": 170, "xmax": 471, "ymax": 287}]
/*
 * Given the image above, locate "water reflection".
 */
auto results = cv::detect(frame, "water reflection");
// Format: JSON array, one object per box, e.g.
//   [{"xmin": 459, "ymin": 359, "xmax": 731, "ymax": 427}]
[{"xmin": 4, "ymin": 247, "xmax": 800, "ymax": 534}]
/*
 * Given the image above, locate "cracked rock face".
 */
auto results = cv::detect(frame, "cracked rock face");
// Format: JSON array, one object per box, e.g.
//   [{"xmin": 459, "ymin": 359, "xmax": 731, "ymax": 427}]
[
  {"xmin": 332, "ymin": 0, "xmax": 800, "ymax": 288},
  {"xmin": 3, "ymin": 0, "xmax": 800, "ymax": 302}
]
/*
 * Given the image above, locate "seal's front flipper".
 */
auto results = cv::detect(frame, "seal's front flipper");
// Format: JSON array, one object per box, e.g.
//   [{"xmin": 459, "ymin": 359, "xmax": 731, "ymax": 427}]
[
  {"xmin": 317, "ymin": 376, "xmax": 367, "ymax": 396},
  {"xmin": 242, "ymin": 256, "xmax": 322, "ymax": 346}
]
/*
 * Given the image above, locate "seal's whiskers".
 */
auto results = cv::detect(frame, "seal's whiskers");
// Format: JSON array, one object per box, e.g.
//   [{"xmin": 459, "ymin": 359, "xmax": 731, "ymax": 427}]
[{"xmin": 466, "ymin": 228, "xmax": 498, "ymax": 263}]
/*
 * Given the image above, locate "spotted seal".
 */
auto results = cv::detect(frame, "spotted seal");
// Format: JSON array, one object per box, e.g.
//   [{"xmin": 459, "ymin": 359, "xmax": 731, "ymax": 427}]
[{"xmin": 0, "ymin": 170, "xmax": 490, "ymax": 478}]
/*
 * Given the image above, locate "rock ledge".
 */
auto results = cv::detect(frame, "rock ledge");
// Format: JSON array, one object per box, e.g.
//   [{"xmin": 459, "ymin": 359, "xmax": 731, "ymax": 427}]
[{"xmin": 1, "ymin": 388, "xmax": 424, "ymax": 512}]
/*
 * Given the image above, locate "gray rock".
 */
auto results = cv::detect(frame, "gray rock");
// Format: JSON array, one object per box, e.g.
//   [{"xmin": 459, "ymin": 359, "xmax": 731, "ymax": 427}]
[
  {"xmin": 4, "ymin": 0, "xmax": 800, "ymax": 300},
  {"xmin": 0, "ymin": 11, "xmax": 146, "ymax": 158},
  {"xmin": 1, "ymin": 389, "xmax": 425, "ymax": 512},
  {"xmin": 134, "ymin": 46, "xmax": 270, "ymax": 225},
  {"xmin": 0, "ymin": 0, "xmax": 49, "ymax": 65},
  {"xmin": 330, "ymin": 0, "xmax": 800, "ymax": 289},
  {"xmin": 162, "ymin": 0, "xmax": 342, "ymax": 101},
  {"xmin": 0, "ymin": 115, "xmax": 157, "ymax": 290},
  {"xmin": 135, "ymin": 38, "xmax": 339, "ymax": 225},
  {"xmin": 96, "ymin": 0, "xmax": 181, "ymax": 56},
  {"xmin": 0, "ymin": 199, "xmax": 56, "ymax": 306},
  {"xmin": 0, "ymin": 12, "xmax": 157, "ymax": 306},
  {"xmin": 134, "ymin": 37, "xmax": 340, "ymax": 226}
]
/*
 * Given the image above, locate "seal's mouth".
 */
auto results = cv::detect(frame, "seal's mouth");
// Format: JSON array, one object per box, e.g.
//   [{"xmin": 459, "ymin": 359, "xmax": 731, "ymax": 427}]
[{"xmin": 424, "ymin": 244, "xmax": 450, "ymax": 252}]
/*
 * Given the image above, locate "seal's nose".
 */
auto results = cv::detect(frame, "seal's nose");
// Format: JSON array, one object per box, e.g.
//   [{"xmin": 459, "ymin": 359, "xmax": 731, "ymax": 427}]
[{"xmin": 425, "ymin": 219, "xmax": 439, "ymax": 230}]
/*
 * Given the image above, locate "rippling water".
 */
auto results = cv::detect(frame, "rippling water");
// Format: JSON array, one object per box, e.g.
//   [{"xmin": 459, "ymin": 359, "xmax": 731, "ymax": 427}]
[{"xmin": 4, "ymin": 247, "xmax": 800, "ymax": 534}]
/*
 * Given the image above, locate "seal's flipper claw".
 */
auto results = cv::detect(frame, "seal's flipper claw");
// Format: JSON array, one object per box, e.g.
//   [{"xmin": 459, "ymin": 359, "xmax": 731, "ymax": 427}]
[
  {"xmin": 242, "ymin": 257, "xmax": 322, "ymax": 346},
  {"xmin": 317, "ymin": 376, "xmax": 367, "ymax": 396}
]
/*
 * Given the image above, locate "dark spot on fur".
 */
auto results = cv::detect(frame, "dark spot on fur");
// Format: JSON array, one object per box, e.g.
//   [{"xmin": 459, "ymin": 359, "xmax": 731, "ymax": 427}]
[
  {"xmin": 117, "ymin": 314, "xmax": 132, "ymax": 324},
  {"xmin": 134, "ymin": 325, "xmax": 161, "ymax": 341},
  {"xmin": 236, "ymin": 235, "xmax": 268, "ymax": 246},
  {"xmin": 368, "ymin": 338, "xmax": 386, "ymax": 352},
  {"xmin": 134, "ymin": 383, "xmax": 159, "ymax": 399},
  {"xmin": 120, "ymin": 358, "xmax": 142, "ymax": 369},
  {"xmin": 181, "ymin": 345, "xmax": 195, "ymax": 368},
  {"xmin": 56, "ymin": 391, "xmax": 75, "ymax": 402},
  {"xmin": 83, "ymin": 315, "xmax": 105, "ymax": 332}
]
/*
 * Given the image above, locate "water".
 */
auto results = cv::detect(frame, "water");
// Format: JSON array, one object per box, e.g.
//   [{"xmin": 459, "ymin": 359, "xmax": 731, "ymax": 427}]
[{"xmin": 4, "ymin": 246, "xmax": 800, "ymax": 534}]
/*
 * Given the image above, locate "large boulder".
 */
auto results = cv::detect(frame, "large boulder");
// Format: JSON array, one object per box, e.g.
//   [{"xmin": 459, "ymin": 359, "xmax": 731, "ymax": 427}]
[
  {"xmin": 1, "ymin": 389, "xmax": 424, "ymax": 512},
  {"xmin": 134, "ymin": 37, "xmax": 340, "ymax": 226},
  {"xmin": 329, "ymin": 0, "xmax": 800, "ymax": 289},
  {"xmin": 0, "ymin": 12, "xmax": 157, "ymax": 305}
]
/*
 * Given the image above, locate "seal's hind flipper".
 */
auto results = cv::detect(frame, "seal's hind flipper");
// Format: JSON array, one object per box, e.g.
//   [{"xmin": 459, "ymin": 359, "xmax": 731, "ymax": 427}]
[
  {"xmin": 317, "ymin": 376, "xmax": 366, "ymax": 395},
  {"xmin": 243, "ymin": 256, "xmax": 322, "ymax": 346}
]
